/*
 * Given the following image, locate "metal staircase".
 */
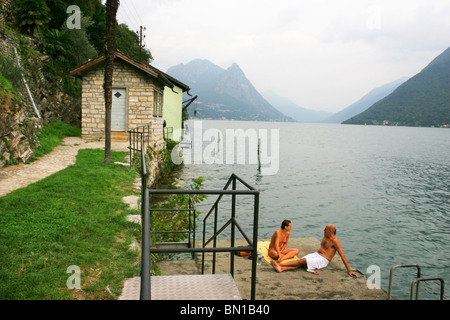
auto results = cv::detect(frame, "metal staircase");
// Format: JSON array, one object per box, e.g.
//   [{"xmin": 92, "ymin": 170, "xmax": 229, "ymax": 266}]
[{"xmin": 128, "ymin": 129, "xmax": 260, "ymax": 300}]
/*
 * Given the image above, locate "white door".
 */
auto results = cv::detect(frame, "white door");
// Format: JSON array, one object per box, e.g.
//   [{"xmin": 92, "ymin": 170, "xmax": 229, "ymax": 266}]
[{"xmin": 112, "ymin": 88, "xmax": 127, "ymax": 131}]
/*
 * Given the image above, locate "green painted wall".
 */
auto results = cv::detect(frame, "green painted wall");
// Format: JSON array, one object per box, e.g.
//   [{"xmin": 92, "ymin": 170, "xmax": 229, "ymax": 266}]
[{"xmin": 163, "ymin": 85, "xmax": 183, "ymax": 141}]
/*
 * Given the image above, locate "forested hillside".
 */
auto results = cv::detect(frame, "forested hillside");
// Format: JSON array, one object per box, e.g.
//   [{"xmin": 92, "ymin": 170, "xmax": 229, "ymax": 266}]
[
  {"xmin": 0, "ymin": 0, "xmax": 149, "ymax": 166},
  {"xmin": 344, "ymin": 47, "xmax": 450, "ymax": 127}
]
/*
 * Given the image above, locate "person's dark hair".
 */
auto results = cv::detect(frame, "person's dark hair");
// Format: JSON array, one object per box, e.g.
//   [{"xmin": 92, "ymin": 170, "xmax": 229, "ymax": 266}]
[{"xmin": 281, "ymin": 219, "xmax": 291, "ymax": 230}]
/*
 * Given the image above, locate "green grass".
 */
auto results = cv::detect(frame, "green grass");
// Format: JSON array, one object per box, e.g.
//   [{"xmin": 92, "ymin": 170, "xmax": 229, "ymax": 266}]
[
  {"xmin": 33, "ymin": 120, "xmax": 82, "ymax": 158},
  {"xmin": 0, "ymin": 149, "xmax": 142, "ymax": 300},
  {"xmin": 0, "ymin": 71, "xmax": 15, "ymax": 96}
]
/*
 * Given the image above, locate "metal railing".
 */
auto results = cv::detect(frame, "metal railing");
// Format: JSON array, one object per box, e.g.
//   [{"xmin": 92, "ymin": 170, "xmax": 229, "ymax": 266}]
[
  {"xmin": 150, "ymin": 196, "xmax": 198, "ymax": 251},
  {"xmin": 145, "ymin": 174, "xmax": 260, "ymax": 300},
  {"xmin": 388, "ymin": 264, "xmax": 421, "ymax": 300},
  {"xmin": 137, "ymin": 132, "xmax": 151, "ymax": 300},
  {"xmin": 129, "ymin": 127, "xmax": 260, "ymax": 300},
  {"xmin": 411, "ymin": 277, "xmax": 445, "ymax": 300},
  {"xmin": 163, "ymin": 127, "xmax": 173, "ymax": 141},
  {"xmin": 140, "ymin": 175, "xmax": 259, "ymax": 300},
  {"xmin": 128, "ymin": 124, "xmax": 154, "ymax": 168},
  {"xmin": 388, "ymin": 264, "xmax": 445, "ymax": 300}
]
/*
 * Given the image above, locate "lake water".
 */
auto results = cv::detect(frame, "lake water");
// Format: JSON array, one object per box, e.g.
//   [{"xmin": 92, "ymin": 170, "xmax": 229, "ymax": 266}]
[{"xmin": 168, "ymin": 120, "xmax": 449, "ymax": 300}]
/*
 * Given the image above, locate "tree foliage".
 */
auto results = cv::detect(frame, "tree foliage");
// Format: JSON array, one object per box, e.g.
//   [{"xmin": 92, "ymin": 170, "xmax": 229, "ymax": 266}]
[
  {"xmin": 9, "ymin": 0, "xmax": 153, "ymax": 99},
  {"xmin": 13, "ymin": 0, "xmax": 51, "ymax": 35},
  {"xmin": 116, "ymin": 23, "xmax": 153, "ymax": 63}
]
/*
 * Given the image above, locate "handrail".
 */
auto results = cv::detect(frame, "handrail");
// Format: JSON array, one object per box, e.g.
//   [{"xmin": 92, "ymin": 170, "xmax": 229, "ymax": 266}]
[
  {"xmin": 130, "ymin": 125, "xmax": 260, "ymax": 300},
  {"xmin": 128, "ymin": 125, "xmax": 153, "ymax": 168},
  {"xmin": 146, "ymin": 175, "xmax": 259, "ymax": 300},
  {"xmin": 411, "ymin": 277, "xmax": 445, "ymax": 300},
  {"xmin": 149, "ymin": 203, "xmax": 197, "ymax": 247},
  {"xmin": 200, "ymin": 173, "xmax": 259, "ymax": 299},
  {"xmin": 138, "ymin": 133, "xmax": 151, "ymax": 300},
  {"xmin": 388, "ymin": 264, "xmax": 421, "ymax": 300}
]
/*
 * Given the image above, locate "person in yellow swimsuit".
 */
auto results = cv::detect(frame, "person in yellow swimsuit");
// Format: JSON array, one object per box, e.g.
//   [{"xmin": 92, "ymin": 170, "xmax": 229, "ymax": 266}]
[{"xmin": 268, "ymin": 219, "xmax": 300, "ymax": 263}]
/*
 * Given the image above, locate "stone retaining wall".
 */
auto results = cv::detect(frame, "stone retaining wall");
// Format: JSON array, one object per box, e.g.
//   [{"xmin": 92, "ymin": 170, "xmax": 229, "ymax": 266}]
[{"xmin": 0, "ymin": 0, "xmax": 12, "ymax": 25}]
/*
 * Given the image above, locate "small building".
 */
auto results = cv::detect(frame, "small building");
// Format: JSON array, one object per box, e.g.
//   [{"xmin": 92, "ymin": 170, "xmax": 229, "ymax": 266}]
[
  {"xmin": 162, "ymin": 81, "xmax": 189, "ymax": 142},
  {"xmin": 69, "ymin": 50, "xmax": 190, "ymax": 149},
  {"xmin": 148, "ymin": 64, "xmax": 191, "ymax": 142}
]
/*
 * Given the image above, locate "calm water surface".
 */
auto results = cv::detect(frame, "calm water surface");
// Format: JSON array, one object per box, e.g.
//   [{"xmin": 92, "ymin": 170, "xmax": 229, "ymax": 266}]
[{"xmin": 168, "ymin": 120, "xmax": 449, "ymax": 300}]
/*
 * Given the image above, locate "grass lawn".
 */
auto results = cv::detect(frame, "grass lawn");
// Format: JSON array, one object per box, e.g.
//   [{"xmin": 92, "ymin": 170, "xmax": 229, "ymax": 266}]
[
  {"xmin": 0, "ymin": 149, "xmax": 142, "ymax": 300},
  {"xmin": 33, "ymin": 120, "xmax": 82, "ymax": 159}
]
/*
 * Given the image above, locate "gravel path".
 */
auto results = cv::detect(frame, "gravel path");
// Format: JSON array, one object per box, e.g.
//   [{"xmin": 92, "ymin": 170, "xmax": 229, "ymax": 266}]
[{"xmin": 0, "ymin": 137, "xmax": 129, "ymax": 197}]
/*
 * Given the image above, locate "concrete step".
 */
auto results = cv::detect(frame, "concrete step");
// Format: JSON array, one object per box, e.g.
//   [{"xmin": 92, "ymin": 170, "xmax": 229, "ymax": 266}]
[
  {"xmin": 119, "ymin": 274, "xmax": 241, "ymax": 300},
  {"xmin": 111, "ymin": 131, "xmax": 128, "ymax": 142},
  {"xmin": 119, "ymin": 259, "xmax": 242, "ymax": 300},
  {"xmin": 156, "ymin": 242, "xmax": 190, "ymax": 249}
]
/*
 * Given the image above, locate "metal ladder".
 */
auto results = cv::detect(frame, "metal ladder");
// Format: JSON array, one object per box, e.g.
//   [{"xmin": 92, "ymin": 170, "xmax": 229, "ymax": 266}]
[{"xmin": 388, "ymin": 264, "xmax": 445, "ymax": 300}]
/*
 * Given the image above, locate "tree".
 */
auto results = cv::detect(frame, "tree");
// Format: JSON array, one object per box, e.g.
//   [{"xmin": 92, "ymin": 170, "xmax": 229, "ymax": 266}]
[
  {"xmin": 116, "ymin": 23, "xmax": 153, "ymax": 63},
  {"xmin": 13, "ymin": 0, "xmax": 50, "ymax": 35},
  {"xmin": 103, "ymin": 0, "xmax": 120, "ymax": 163}
]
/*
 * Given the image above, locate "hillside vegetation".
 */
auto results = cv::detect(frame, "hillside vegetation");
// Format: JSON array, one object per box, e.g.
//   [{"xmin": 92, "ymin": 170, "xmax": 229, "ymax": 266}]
[
  {"xmin": 0, "ymin": 0, "xmax": 149, "ymax": 165},
  {"xmin": 344, "ymin": 47, "xmax": 450, "ymax": 127}
]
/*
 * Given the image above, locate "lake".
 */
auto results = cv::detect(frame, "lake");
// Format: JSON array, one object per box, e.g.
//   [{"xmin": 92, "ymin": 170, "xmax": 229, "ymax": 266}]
[{"xmin": 167, "ymin": 119, "xmax": 449, "ymax": 300}]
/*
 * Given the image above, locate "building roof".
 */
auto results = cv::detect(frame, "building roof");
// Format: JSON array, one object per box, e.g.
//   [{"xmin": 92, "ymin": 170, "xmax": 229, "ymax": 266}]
[{"xmin": 69, "ymin": 50, "xmax": 190, "ymax": 93}]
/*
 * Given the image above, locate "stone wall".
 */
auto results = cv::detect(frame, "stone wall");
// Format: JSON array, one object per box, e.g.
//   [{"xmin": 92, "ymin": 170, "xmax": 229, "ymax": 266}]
[
  {"xmin": 0, "ymin": 15, "xmax": 41, "ymax": 167},
  {"xmin": 0, "ymin": 0, "xmax": 12, "ymax": 25},
  {"xmin": 81, "ymin": 61, "xmax": 166, "ymax": 151}
]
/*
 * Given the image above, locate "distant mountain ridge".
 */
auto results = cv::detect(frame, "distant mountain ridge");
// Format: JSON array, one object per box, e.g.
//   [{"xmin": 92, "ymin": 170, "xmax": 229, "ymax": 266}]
[
  {"xmin": 262, "ymin": 91, "xmax": 331, "ymax": 123},
  {"xmin": 322, "ymin": 77, "xmax": 409, "ymax": 124},
  {"xmin": 166, "ymin": 59, "xmax": 293, "ymax": 122},
  {"xmin": 344, "ymin": 47, "xmax": 450, "ymax": 127}
]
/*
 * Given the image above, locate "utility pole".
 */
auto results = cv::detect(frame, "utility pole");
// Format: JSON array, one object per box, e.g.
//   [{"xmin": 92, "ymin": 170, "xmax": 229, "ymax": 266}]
[
  {"xmin": 137, "ymin": 25, "xmax": 146, "ymax": 61},
  {"xmin": 103, "ymin": 0, "xmax": 120, "ymax": 164}
]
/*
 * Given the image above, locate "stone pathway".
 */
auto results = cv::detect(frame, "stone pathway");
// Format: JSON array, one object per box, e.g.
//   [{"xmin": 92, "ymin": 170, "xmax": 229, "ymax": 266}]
[{"xmin": 0, "ymin": 137, "xmax": 129, "ymax": 197}]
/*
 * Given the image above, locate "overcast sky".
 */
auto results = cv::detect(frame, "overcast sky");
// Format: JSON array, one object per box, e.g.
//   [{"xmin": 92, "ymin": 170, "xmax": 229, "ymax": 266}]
[{"xmin": 114, "ymin": 0, "xmax": 450, "ymax": 113}]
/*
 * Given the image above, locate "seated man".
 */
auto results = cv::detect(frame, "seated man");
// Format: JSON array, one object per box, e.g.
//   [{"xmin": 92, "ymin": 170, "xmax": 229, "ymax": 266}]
[
  {"xmin": 268, "ymin": 219, "xmax": 300, "ymax": 263},
  {"xmin": 271, "ymin": 224, "xmax": 359, "ymax": 277}
]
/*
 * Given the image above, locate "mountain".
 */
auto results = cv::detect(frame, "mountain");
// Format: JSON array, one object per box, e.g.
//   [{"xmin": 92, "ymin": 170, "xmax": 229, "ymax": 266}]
[
  {"xmin": 322, "ymin": 77, "xmax": 408, "ymax": 124},
  {"xmin": 261, "ymin": 91, "xmax": 331, "ymax": 123},
  {"xmin": 344, "ymin": 47, "xmax": 450, "ymax": 127},
  {"xmin": 166, "ymin": 59, "xmax": 293, "ymax": 122}
]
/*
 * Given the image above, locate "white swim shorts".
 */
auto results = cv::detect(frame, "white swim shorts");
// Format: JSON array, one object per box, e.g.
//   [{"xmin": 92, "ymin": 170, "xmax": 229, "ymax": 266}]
[{"xmin": 302, "ymin": 252, "xmax": 330, "ymax": 272}]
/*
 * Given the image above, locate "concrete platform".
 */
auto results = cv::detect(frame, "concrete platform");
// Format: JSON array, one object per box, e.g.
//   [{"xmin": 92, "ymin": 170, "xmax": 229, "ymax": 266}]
[
  {"xmin": 119, "ymin": 237, "xmax": 389, "ymax": 300},
  {"xmin": 119, "ymin": 274, "xmax": 241, "ymax": 300}
]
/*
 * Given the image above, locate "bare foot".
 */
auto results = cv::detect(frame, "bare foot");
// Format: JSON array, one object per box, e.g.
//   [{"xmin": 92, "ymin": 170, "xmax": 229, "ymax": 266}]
[{"xmin": 271, "ymin": 260, "xmax": 282, "ymax": 273}]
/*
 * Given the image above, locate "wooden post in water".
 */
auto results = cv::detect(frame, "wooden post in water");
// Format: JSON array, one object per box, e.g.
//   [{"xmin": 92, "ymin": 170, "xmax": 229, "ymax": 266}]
[{"xmin": 257, "ymin": 138, "xmax": 261, "ymax": 171}]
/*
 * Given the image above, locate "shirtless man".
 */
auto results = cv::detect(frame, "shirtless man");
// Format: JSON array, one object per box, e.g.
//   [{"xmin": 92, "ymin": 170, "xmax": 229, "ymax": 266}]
[
  {"xmin": 270, "ymin": 224, "xmax": 359, "ymax": 277},
  {"xmin": 268, "ymin": 219, "xmax": 300, "ymax": 263}
]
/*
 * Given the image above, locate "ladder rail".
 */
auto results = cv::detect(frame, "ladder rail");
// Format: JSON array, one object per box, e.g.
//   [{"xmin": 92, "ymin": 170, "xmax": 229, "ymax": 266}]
[
  {"xmin": 411, "ymin": 277, "xmax": 445, "ymax": 300},
  {"xmin": 388, "ymin": 264, "xmax": 421, "ymax": 300}
]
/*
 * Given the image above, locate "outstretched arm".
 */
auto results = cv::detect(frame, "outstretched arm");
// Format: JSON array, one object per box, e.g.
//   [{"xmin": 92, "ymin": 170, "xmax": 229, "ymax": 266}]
[{"xmin": 334, "ymin": 238, "xmax": 359, "ymax": 277}]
